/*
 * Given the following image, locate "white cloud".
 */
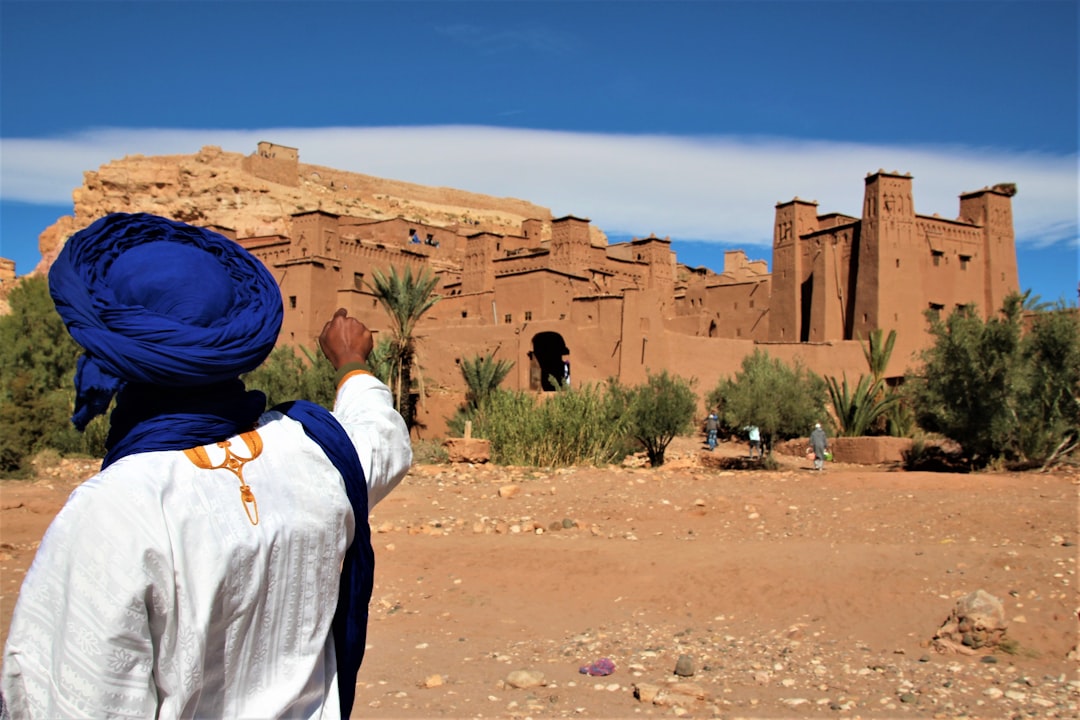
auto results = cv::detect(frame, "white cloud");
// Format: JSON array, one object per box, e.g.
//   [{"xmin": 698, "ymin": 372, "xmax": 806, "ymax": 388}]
[{"xmin": 2, "ymin": 126, "xmax": 1075, "ymax": 250}]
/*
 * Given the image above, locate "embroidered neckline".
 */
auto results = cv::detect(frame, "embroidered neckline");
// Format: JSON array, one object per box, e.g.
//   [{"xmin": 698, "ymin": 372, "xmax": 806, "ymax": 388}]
[{"xmin": 183, "ymin": 430, "xmax": 263, "ymax": 525}]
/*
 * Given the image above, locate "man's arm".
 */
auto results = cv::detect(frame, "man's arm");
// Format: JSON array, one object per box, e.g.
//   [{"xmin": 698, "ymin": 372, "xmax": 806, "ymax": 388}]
[{"xmin": 318, "ymin": 309, "xmax": 412, "ymax": 506}]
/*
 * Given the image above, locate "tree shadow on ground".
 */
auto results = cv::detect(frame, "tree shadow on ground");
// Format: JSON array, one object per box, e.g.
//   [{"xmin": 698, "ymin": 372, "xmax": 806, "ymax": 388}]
[
  {"xmin": 902, "ymin": 445, "xmax": 972, "ymax": 473},
  {"xmin": 700, "ymin": 454, "xmax": 772, "ymax": 471}
]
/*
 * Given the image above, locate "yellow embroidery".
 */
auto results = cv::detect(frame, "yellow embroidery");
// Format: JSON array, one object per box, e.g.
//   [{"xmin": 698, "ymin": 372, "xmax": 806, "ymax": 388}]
[{"xmin": 183, "ymin": 431, "xmax": 264, "ymax": 525}]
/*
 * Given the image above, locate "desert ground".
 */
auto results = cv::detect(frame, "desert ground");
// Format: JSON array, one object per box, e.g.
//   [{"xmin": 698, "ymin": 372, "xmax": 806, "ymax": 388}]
[{"xmin": 1, "ymin": 436, "xmax": 1077, "ymax": 719}]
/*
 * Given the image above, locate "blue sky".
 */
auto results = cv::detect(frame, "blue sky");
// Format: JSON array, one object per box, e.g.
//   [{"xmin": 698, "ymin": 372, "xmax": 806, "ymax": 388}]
[{"xmin": 2, "ymin": 0, "xmax": 1077, "ymax": 305}]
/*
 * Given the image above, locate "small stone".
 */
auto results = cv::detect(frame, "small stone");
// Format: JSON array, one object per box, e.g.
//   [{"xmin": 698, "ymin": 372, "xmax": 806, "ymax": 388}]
[
  {"xmin": 899, "ymin": 692, "xmax": 917, "ymax": 703},
  {"xmin": 674, "ymin": 654, "xmax": 695, "ymax": 677},
  {"xmin": 633, "ymin": 682, "xmax": 660, "ymax": 704},
  {"xmin": 980, "ymin": 655, "xmax": 998, "ymax": 664},
  {"xmin": 421, "ymin": 674, "xmax": 444, "ymax": 688},
  {"xmin": 505, "ymin": 669, "xmax": 545, "ymax": 689}
]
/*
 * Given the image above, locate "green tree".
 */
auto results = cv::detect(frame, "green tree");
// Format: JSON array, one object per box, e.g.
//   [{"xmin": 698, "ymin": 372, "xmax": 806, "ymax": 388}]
[
  {"xmin": 367, "ymin": 336, "xmax": 398, "ymax": 387},
  {"xmin": 0, "ymin": 276, "xmax": 79, "ymax": 402},
  {"xmin": 368, "ymin": 265, "xmax": 441, "ymax": 428},
  {"xmin": 243, "ymin": 344, "xmax": 337, "ymax": 410},
  {"xmin": 447, "ymin": 351, "xmax": 516, "ymax": 437},
  {"xmin": 1023, "ymin": 304, "xmax": 1080, "ymax": 465},
  {"xmin": 461, "ymin": 352, "xmax": 515, "ymax": 410},
  {"xmin": 907, "ymin": 293, "xmax": 1079, "ymax": 466},
  {"xmin": 708, "ymin": 348, "xmax": 828, "ymax": 453},
  {"xmin": 242, "ymin": 345, "xmax": 305, "ymax": 408},
  {"xmin": 0, "ymin": 277, "xmax": 86, "ymax": 473},
  {"xmin": 620, "ymin": 370, "xmax": 697, "ymax": 467},
  {"xmin": 297, "ymin": 345, "xmax": 337, "ymax": 408}
]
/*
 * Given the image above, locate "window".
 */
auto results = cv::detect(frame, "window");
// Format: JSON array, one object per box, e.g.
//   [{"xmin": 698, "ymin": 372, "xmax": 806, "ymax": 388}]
[
  {"xmin": 959, "ymin": 254, "xmax": 971, "ymax": 270},
  {"xmin": 353, "ymin": 272, "xmax": 364, "ymax": 290},
  {"xmin": 461, "ymin": 311, "xmax": 468, "ymax": 318},
  {"xmin": 524, "ymin": 311, "xmax": 533, "ymax": 321},
  {"xmin": 932, "ymin": 250, "xmax": 944, "ymax": 267},
  {"xmin": 504, "ymin": 314, "xmax": 512, "ymax": 324},
  {"xmin": 895, "ymin": 258, "xmax": 900, "ymax": 268},
  {"xmin": 288, "ymin": 296, "xmax": 297, "ymax": 309},
  {"xmin": 749, "ymin": 299, "xmax": 755, "ymax": 309},
  {"xmin": 929, "ymin": 302, "xmax": 945, "ymax": 312}
]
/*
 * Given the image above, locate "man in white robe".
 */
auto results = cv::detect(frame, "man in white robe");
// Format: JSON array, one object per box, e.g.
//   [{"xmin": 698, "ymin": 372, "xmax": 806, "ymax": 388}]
[{"xmin": 1, "ymin": 214, "xmax": 412, "ymax": 718}]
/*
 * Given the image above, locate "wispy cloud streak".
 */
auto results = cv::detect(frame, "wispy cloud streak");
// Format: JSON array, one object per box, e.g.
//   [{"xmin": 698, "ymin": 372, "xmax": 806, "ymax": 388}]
[{"xmin": 2, "ymin": 126, "xmax": 1075, "ymax": 250}]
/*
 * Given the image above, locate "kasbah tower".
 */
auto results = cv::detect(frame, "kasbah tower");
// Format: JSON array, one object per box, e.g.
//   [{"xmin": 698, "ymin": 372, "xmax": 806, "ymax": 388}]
[{"xmin": 20, "ymin": 144, "xmax": 1020, "ymax": 437}]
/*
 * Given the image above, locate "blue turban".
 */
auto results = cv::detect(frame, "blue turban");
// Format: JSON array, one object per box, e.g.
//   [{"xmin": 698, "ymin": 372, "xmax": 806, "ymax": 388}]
[{"xmin": 49, "ymin": 213, "xmax": 284, "ymax": 466}]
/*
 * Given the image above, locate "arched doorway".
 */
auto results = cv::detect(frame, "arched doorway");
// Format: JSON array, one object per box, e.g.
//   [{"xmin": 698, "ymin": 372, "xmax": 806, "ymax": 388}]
[{"xmin": 530, "ymin": 332, "xmax": 569, "ymax": 391}]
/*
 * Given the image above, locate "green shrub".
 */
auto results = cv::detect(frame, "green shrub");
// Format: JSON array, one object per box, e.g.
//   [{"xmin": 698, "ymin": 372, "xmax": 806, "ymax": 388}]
[
  {"xmin": 469, "ymin": 382, "xmax": 631, "ymax": 467},
  {"xmin": 907, "ymin": 294, "xmax": 1079, "ymax": 467},
  {"xmin": 708, "ymin": 349, "xmax": 827, "ymax": 454},
  {"xmin": 618, "ymin": 370, "xmax": 697, "ymax": 467}
]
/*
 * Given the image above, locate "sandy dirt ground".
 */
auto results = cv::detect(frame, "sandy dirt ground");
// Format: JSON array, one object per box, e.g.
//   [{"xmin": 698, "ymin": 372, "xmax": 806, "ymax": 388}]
[{"xmin": 1, "ymin": 437, "xmax": 1077, "ymax": 719}]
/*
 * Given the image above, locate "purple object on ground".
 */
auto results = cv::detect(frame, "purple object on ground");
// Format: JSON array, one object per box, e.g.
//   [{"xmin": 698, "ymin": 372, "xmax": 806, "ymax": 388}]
[{"xmin": 578, "ymin": 657, "xmax": 616, "ymax": 676}]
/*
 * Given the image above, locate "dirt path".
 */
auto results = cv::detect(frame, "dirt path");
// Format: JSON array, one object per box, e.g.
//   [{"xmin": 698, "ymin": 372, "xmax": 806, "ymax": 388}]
[{"xmin": 2, "ymin": 441, "xmax": 1077, "ymax": 718}]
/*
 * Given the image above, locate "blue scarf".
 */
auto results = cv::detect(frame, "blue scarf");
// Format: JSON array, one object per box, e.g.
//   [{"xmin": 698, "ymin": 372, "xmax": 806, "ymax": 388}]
[{"xmin": 49, "ymin": 213, "xmax": 372, "ymax": 715}]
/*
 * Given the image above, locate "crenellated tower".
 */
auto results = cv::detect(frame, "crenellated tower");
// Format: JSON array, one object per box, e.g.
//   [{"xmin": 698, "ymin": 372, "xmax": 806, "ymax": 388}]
[
  {"xmin": 768, "ymin": 198, "xmax": 819, "ymax": 341},
  {"xmin": 959, "ymin": 184, "xmax": 1019, "ymax": 315},
  {"xmin": 851, "ymin": 171, "xmax": 918, "ymax": 342}
]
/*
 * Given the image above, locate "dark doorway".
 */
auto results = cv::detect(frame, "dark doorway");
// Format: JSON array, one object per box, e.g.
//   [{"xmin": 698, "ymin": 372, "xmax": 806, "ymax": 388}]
[
  {"xmin": 800, "ymin": 276, "xmax": 813, "ymax": 342},
  {"xmin": 531, "ymin": 332, "xmax": 569, "ymax": 391}
]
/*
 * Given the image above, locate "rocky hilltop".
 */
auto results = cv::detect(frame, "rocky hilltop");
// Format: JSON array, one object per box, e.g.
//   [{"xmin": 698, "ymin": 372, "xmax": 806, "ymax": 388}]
[{"xmin": 32, "ymin": 144, "xmax": 600, "ymax": 274}]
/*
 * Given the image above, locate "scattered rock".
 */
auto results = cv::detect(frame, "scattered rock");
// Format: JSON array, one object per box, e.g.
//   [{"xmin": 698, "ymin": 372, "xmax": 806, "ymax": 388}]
[
  {"xmin": 504, "ymin": 669, "xmax": 546, "ymax": 689},
  {"xmin": 674, "ymin": 654, "xmax": 695, "ymax": 677},
  {"xmin": 932, "ymin": 589, "xmax": 1009, "ymax": 654},
  {"xmin": 442, "ymin": 438, "xmax": 491, "ymax": 464}
]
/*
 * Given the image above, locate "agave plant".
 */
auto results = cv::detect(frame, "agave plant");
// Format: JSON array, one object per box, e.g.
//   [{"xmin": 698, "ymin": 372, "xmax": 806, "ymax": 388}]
[{"xmin": 826, "ymin": 372, "xmax": 900, "ymax": 437}]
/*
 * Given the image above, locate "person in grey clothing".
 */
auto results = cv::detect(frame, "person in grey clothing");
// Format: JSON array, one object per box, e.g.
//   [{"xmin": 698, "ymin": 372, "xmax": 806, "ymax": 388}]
[{"xmin": 810, "ymin": 422, "xmax": 829, "ymax": 470}]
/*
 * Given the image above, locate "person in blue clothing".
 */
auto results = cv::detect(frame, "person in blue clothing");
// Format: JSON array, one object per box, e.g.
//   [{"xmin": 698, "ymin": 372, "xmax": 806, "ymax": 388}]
[{"xmin": 705, "ymin": 411, "xmax": 719, "ymax": 451}]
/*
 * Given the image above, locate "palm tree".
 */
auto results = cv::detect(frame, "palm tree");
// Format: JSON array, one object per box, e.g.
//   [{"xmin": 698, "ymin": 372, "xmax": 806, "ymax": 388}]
[
  {"xmin": 460, "ymin": 352, "xmax": 515, "ymax": 410},
  {"xmin": 368, "ymin": 265, "xmax": 441, "ymax": 428},
  {"xmin": 861, "ymin": 327, "xmax": 896, "ymax": 381}
]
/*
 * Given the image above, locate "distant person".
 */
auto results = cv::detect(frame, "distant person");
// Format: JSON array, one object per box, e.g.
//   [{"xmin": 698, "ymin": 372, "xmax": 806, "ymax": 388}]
[
  {"xmin": 745, "ymin": 424, "xmax": 761, "ymax": 459},
  {"xmin": 705, "ymin": 411, "xmax": 719, "ymax": 451},
  {"xmin": 409, "ymin": 228, "xmax": 421, "ymax": 244},
  {"xmin": 0, "ymin": 213, "xmax": 413, "ymax": 718},
  {"xmin": 810, "ymin": 422, "xmax": 829, "ymax": 470}
]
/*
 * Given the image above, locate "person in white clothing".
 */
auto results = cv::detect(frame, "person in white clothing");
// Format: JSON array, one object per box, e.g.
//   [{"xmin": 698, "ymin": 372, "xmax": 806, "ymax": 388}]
[{"xmin": 1, "ymin": 213, "xmax": 412, "ymax": 719}]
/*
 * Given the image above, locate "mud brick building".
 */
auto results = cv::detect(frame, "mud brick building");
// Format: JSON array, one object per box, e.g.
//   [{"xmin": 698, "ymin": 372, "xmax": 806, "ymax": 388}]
[
  {"xmin": 221, "ymin": 146, "xmax": 1018, "ymax": 434},
  {"xmin": 15, "ymin": 143, "xmax": 1019, "ymax": 435}
]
